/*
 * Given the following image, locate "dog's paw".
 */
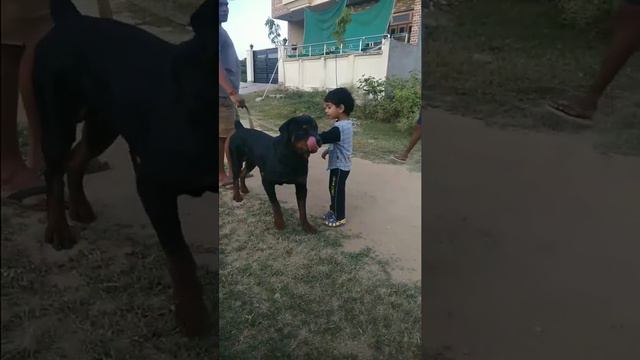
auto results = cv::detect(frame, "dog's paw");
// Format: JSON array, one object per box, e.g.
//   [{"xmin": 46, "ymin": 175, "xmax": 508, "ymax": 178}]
[
  {"xmin": 302, "ymin": 223, "xmax": 318, "ymax": 234},
  {"xmin": 240, "ymin": 185, "xmax": 250, "ymax": 194},
  {"xmin": 45, "ymin": 225, "xmax": 78, "ymax": 250},
  {"xmin": 175, "ymin": 294, "xmax": 211, "ymax": 338},
  {"xmin": 69, "ymin": 199, "xmax": 97, "ymax": 224},
  {"xmin": 232, "ymin": 193, "xmax": 244, "ymax": 202},
  {"xmin": 274, "ymin": 217, "xmax": 286, "ymax": 230}
]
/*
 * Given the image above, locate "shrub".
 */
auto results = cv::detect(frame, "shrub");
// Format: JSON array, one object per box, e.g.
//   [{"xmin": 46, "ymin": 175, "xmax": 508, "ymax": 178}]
[{"xmin": 356, "ymin": 73, "xmax": 421, "ymax": 131}]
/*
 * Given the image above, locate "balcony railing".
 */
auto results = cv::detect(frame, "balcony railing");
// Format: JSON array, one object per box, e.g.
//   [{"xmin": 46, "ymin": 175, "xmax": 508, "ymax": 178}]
[{"xmin": 284, "ymin": 33, "xmax": 390, "ymax": 58}]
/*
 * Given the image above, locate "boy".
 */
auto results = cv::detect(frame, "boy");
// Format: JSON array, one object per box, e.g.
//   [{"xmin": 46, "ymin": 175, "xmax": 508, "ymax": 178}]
[{"xmin": 318, "ymin": 88, "xmax": 355, "ymax": 227}]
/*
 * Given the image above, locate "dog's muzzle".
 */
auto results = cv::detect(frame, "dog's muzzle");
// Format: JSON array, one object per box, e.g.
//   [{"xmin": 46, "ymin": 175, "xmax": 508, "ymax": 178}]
[{"xmin": 307, "ymin": 136, "xmax": 319, "ymax": 153}]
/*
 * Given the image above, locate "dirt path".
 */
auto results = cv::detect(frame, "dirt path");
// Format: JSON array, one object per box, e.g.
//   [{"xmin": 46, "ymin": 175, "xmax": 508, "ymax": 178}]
[
  {"xmin": 422, "ymin": 109, "xmax": 640, "ymax": 359},
  {"xmin": 228, "ymin": 118, "xmax": 422, "ymax": 283}
]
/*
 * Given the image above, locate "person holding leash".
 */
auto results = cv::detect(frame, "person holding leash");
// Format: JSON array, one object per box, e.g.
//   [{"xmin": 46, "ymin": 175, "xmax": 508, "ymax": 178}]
[{"xmin": 218, "ymin": 0, "xmax": 246, "ymax": 187}]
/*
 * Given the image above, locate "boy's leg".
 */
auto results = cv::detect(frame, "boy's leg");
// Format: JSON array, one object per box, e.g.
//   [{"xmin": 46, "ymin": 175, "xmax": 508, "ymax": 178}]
[
  {"xmin": 335, "ymin": 169, "xmax": 350, "ymax": 221},
  {"xmin": 329, "ymin": 169, "xmax": 337, "ymax": 213}
]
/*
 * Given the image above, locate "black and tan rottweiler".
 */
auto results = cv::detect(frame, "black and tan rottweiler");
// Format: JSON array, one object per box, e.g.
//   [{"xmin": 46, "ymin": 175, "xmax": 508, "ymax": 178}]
[
  {"xmin": 33, "ymin": 0, "xmax": 216, "ymax": 337},
  {"xmin": 228, "ymin": 116, "xmax": 321, "ymax": 234}
]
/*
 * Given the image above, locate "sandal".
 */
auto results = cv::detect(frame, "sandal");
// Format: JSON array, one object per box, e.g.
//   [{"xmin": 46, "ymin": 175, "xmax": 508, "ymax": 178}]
[
  {"xmin": 546, "ymin": 100, "xmax": 595, "ymax": 127},
  {"xmin": 2, "ymin": 185, "xmax": 69, "ymax": 212},
  {"xmin": 3, "ymin": 185, "xmax": 47, "ymax": 202},
  {"xmin": 391, "ymin": 154, "xmax": 408, "ymax": 163}
]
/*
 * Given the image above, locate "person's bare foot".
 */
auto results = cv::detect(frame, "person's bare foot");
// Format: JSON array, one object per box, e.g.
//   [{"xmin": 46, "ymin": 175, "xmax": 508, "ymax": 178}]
[
  {"xmin": 547, "ymin": 95, "xmax": 598, "ymax": 126},
  {"xmin": 219, "ymin": 174, "xmax": 233, "ymax": 187},
  {"xmin": 1, "ymin": 164, "xmax": 45, "ymax": 200}
]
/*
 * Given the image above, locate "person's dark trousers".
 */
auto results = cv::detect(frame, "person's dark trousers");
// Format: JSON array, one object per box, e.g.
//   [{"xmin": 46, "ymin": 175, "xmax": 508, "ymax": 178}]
[{"xmin": 329, "ymin": 168, "xmax": 350, "ymax": 221}]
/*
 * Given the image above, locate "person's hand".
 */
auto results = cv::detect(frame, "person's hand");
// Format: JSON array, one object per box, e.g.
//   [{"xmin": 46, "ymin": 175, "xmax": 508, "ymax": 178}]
[
  {"xmin": 321, "ymin": 149, "xmax": 329, "ymax": 160},
  {"xmin": 230, "ymin": 93, "xmax": 246, "ymax": 109}
]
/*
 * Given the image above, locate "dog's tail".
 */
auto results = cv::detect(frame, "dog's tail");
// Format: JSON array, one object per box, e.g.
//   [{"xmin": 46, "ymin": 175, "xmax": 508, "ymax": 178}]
[
  {"xmin": 50, "ymin": 0, "xmax": 81, "ymax": 25},
  {"xmin": 234, "ymin": 119, "xmax": 245, "ymax": 131}
]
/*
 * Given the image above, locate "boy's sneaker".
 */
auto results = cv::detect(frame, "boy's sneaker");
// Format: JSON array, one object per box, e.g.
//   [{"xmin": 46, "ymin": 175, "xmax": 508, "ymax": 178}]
[
  {"xmin": 323, "ymin": 210, "xmax": 335, "ymax": 222},
  {"xmin": 323, "ymin": 212, "xmax": 346, "ymax": 227}
]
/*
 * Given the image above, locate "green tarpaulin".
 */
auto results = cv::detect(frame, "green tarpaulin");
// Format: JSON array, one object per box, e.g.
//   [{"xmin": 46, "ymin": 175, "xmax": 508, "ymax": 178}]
[{"xmin": 300, "ymin": 0, "xmax": 395, "ymax": 56}]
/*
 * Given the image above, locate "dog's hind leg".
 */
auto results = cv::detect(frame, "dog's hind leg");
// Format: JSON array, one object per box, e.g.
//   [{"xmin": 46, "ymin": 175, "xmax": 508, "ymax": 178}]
[
  {"xmin": 295, "ymin": 183, "xmax": 317, "ymax": 234},
  {"xmin": 239, "ymin": 160, "xmax": 255, "ymax": 194},
  {"xmin": 66, "ymin": 113, "xmax": 118, "ymax": 223},
  {"xmin": 229, "ymin": 141, "xmax": 244, "ymax": 202},
  {"xmin": 262, "ymin": 180, "xmax": 285, "ymax": 230},
  {"xmin": 136, "ymin": 181, "xmax": 211, "ymax": 337}
]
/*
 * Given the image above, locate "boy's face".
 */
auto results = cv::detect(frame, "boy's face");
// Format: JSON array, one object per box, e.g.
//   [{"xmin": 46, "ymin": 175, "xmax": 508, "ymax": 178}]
[{"xmin": 324, "ymin": 102, "xmax": 345, "ymax": 120}]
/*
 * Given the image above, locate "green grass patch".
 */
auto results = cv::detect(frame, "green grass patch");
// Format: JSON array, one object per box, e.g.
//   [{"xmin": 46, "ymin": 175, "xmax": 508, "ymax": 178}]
[
  {"xmin": 219, "ymin": 193, "xmax": 421, "ymax": 359},
  {"xmin": 1, "ymin": 203, "xmax": 217, "ymax": 360}
]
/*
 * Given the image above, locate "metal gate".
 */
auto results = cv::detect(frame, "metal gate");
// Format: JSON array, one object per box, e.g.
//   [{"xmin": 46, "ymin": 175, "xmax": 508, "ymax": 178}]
[{"xmin": 253, "ymin": 48, "xmax": 278, "ymax": 84}]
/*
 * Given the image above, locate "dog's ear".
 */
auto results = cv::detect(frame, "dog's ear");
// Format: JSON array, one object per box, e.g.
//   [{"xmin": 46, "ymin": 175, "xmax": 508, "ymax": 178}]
[
  {"xmin": 279, "ymin": 117, "xmax": 296, "ymax": 142},
  {"xmin": 190, "ymin": 0, "xmax": 214, "ymax": 41}
]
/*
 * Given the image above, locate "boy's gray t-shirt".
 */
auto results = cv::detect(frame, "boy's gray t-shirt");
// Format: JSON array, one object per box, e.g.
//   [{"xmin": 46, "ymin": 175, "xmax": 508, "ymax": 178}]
[
  {"xmin": 327, "ymin": 120, "xmax": 353, "ymax": 171},
  {"xmin": 219, "ymin": 25, "xmax": 240, "ymax": 97}
]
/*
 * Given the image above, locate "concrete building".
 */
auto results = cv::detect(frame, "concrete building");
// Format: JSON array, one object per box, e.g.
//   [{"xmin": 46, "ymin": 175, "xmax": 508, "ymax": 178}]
[{"xmin": 247, "ymin": 0, "xmax": 421, "ymax": 90}]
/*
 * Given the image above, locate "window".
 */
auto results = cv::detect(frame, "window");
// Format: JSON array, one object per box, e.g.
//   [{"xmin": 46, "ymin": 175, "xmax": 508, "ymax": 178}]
[{"xmin": 391, "ymin": 12, "xmax": 411, "ymax": 24}]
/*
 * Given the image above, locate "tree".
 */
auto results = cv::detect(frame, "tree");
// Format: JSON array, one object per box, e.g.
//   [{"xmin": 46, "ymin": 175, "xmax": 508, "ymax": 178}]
[
  {"xmin": 265, "ymin": 17, "xmax": 287, "ymax": 87},
  {"xmin": 331, "ymin": 7, "xmax": 352, "ymax": 88}
]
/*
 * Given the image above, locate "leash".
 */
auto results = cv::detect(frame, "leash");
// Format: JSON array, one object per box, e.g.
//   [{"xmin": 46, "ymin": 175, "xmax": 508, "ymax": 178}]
[{"xmin": 244, "ymin": 106, "xmax": 255, "ymax": 129}]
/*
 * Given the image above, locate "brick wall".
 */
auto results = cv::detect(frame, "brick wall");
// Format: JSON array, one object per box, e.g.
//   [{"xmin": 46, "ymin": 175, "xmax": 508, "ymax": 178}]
[
  {"xmin": 409, "ymin": 0, "xmax": 421, "ymax": 45},
  {"xmin": 394, "ymin": 0, "xmax": 415, "ymax": 12},
  {"xmin": 272, "ymin": 0, "xmax": 288, "ymax": 18}
]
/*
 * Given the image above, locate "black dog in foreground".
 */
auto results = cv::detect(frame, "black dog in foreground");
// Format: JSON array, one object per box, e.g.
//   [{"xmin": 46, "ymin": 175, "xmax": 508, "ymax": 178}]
[
  {"xmin": 33, "ymin": 0, "xmax": 215, "ymax": 337},
  {"xmin": 229, "ymin": 116, "xmax": 321, "ymax": 234}
]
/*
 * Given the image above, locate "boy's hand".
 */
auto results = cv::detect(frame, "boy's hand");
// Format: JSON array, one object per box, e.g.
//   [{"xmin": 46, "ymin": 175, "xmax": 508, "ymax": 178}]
[{"xmin": 321, "ymin": 150, "xmax": 329, "ymax": 160}]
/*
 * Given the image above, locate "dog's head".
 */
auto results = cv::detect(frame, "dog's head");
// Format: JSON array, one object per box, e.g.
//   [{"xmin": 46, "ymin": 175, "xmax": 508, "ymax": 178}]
[{"xmin": 279, "ymin": 115, "xmax": 320, "ymax": 159}]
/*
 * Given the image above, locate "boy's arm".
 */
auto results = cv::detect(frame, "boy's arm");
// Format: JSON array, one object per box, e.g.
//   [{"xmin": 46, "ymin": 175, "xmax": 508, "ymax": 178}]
[{"xmin": 318, "ymin": 127, "xmax": 341, "ymax": 146}]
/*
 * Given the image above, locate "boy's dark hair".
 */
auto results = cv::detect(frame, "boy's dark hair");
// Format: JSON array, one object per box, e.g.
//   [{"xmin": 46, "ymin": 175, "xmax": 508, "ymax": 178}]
[{"xmin": 324, "ymin": 87, "xmax": 355, "ymax": 116}]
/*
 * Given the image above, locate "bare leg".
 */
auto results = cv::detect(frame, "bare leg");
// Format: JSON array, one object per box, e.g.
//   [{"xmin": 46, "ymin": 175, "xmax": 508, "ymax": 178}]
[
  {"xmin": 393, "ymin": 124, "xmax": 422, "ymax": 162},
  {"xmin": 1, "ymin": 44, "xmax": 43, "ymax": 196},
  {"xmin": 218, "ymin": 137, "xmax": 229, "ymax": 185},
  {"xmin": 548, "ymin": 2, "xmax": 640, "ymax": 123},
  {"xmin": 19, "ymin": 41, "xmax": 44, "ymax": 171}
]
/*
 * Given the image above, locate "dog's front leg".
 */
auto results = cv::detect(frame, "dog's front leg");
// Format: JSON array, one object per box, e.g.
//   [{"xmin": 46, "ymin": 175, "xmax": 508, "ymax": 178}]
[
  {"xmin": 44, "ymin": 167, "xmax": 76, "ymax": 250},
  {"xmin": 136, "ymin": 180, "xmax": 211, "ymax": 337},
  {"xmin": 295, "ymin": 183, "xmax": 317, "ymax": 234},
  {"xmin": 262, "ymin": 180, "xmax": 285, "ymax": 230}
]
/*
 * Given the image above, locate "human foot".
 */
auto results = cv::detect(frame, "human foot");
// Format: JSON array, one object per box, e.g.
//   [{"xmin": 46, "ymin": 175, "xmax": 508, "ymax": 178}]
[
  {"xmin": 219, "ymin": 175, "xmax": 233, "ymax": 187},
  {"xmin": 1, "ymin": 165, "xmax": 45, "ymax": 201},
  {"xmin": 391, "ymin": 153, "xmax": 408, "ymax": 163},
  {"xmin": 547, "ymin": 95, "xmax": 598, "ymax": 126}
]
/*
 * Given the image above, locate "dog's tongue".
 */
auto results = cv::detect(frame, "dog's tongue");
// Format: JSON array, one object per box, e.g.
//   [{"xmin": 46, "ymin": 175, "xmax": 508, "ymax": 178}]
[{"xmin": 307, "ymin": 137, "xmax": 319, "ymax": 153}]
